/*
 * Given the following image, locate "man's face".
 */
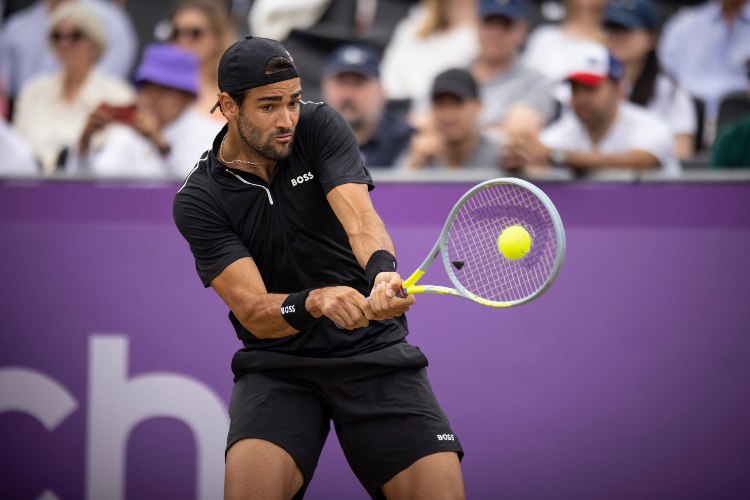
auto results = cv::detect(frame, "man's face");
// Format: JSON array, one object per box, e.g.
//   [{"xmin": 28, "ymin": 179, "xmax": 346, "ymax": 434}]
[
  {"xmin": 322, "ymin": 72, "xmax": 384, "ymax": 133},
  {"xmin": 478, "ymin": 14, "xmax": 527, "ymax": 64},
  {"xmin": 570, "ymin": 80, "xmax": 619, "ymax": 131},
  {"xmin": 137, "ymin": 83, "xmax": 194, "ymax": 126},
  {"xmin": 235, "ymin": 77, "xmax": 302, "ymax": 161},
  {"xmin": 432, "ymin": 94, "xmax": 481, "ymax": 146}
]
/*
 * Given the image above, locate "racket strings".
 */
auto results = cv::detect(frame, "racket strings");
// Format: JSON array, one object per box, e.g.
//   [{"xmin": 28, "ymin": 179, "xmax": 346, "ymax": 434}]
[{"xmin": 444, "ymin": 183, "xmax": 560, "ymax": 304}]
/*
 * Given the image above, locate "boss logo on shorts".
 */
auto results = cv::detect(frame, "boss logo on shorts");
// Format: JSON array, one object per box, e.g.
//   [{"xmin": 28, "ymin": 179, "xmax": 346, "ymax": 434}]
[
  {"xmin": 281, "ymin": 305, "xmax": 295, "ymax": 314},
  {"xmin": 437, "ymin": 433, "xmax": 455, "ymax": 441},
  {"xmin": 291, "ymin": 172, "xmax": 314, "ymax": 186}
]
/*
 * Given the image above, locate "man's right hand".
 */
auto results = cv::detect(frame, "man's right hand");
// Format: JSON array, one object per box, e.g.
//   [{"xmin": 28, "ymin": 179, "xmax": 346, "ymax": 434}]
[
  {"xmin": 307, "ymin": 287, "xmax": 374, "ymax": 330},
  {"xmin": 79, "ymin": 104, "xmax": 114, "ymax": 155}
]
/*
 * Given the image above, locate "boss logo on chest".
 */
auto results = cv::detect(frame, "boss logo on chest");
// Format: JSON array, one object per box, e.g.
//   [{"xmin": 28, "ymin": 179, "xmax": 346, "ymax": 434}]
[{"xmin": 291, "ymin": 172, "xmax": 314, "ymax": 186}]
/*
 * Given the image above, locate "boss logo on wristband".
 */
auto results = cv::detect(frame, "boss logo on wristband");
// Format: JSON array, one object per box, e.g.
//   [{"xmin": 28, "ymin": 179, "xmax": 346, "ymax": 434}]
[{"xmin": 280, "ymin": 289, "xmax": 317, "ymax": 330}]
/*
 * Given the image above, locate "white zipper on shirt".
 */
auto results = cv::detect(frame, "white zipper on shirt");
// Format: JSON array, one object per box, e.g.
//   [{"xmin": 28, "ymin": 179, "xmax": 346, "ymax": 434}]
[{"xmin": 225, "ymin": 168, "xmax": 274, "ymax": 205}]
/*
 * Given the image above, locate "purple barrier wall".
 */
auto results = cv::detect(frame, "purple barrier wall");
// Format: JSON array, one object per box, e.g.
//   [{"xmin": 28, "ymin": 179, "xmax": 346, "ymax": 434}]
[{"xmin": 1, "ymin": 180, "xmax": 749, "ymax": 500}]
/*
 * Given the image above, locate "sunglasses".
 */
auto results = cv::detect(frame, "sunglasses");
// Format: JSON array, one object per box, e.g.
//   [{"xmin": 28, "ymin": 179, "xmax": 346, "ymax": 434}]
[
  {"xmin": 50, "ymin": 29, "xmax": 85, "ymax": 44},
  {"xmin": 169, "ymin": 26, "xmax": 207, "ymax": 42}
]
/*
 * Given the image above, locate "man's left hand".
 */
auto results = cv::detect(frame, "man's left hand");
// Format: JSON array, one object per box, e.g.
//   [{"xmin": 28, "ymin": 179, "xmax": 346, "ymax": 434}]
[{"xmin": 368, "ymin": 271, "xmax": 415, "ymax": 320}]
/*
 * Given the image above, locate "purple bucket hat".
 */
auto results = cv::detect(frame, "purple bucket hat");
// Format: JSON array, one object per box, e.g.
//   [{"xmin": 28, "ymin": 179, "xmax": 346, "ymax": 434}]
[{"xmin": 134, "ymin": 43, "xmax": 200, "ymax": 96}]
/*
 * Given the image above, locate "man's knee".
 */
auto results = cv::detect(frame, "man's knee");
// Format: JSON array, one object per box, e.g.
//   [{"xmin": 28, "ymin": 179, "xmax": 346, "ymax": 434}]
[
  {"xmin": 225, "ymin": 438, "xmax": 304, "ymax": 500},
  {"xmin": 381, "ymin": 451, "xmax": 465, "ymax": 500}
]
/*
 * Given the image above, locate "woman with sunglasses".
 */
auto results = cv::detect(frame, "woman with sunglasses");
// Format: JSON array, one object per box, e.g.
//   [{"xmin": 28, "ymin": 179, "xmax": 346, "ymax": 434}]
[
  {"xmin": 12, "ymin": 2, "xmax": 134, "ymax": 174},
  {"xmin": 167, "ymin": 0, "xmax": 236, "ymax": 121},
  {"xmin": 604, "ymin": 0, "xmax": 697, "ymax": 160}
]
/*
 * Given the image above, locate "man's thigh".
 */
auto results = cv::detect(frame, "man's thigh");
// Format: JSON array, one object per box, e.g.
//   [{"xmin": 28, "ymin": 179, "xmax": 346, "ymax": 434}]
[
  {"xmin": 330, "ymin": 366, "xmax": 463, "ymax": 498},
  {"xmin": 226, "ymin": 371, "xmax": 330, "ymax": 497},
  {"xmin": 381, "ymin": 451, "xmax": 464, "ymax": 500},
  {"xmin": 225, "ymin": 438, "xmax": 304, "ymax": 500}
]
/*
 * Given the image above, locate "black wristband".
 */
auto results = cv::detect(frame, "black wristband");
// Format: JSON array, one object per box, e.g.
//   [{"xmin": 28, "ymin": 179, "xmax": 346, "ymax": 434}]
[
  {"xmin": 365, "ymin": 250, "xmax": 397, "ymax": 291},
  {"xmin": 280, "ymin": 289, "xmax": 317, "ymax": 331}
]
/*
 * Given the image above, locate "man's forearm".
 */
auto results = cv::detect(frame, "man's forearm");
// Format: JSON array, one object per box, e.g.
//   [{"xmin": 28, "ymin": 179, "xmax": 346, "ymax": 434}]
[{"xmin": 347, "ymin": 210, "xmax": 396, "ymax": 269}]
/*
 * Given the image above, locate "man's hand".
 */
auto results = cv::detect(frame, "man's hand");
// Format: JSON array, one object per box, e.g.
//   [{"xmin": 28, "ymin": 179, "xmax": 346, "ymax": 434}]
[
  {"xmin": 131, "ymin": 109, "xmax": 170, "ymax": 157},
  {"xmin": 79, "ymin": 104, "xmax": 115, "ymax": 155},
  {"xmin": 368, "ymin": 271, "xmax": 415, "ymax": 320},
  {"xmin": 307, "ymin": 287, "xmax": 374, "ymax": 330}
]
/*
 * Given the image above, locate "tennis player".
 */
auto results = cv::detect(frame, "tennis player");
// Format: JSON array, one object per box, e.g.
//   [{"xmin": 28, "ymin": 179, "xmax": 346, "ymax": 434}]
[{"xmin": 173, "ymin": 36, "xmax": 464, "ymax": 499}]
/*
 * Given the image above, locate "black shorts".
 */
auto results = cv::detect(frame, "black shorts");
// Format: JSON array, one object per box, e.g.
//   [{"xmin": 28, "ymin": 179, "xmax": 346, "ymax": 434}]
[{"xmin": 227, "ymin": 341, "xmax": 463, "ymax": 499}]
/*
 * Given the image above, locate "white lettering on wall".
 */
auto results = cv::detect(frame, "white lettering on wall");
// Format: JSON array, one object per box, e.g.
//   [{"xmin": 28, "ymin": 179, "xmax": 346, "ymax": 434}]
[{"xmin": 85, "ymin": 335, "xmax": 229, "ymax": 500}]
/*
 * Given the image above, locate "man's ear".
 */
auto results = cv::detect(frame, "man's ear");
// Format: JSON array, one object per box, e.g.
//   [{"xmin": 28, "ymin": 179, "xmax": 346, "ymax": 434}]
[{"xmin": 217, "ymin": 92, "xmax": 238, "ymax": 118}]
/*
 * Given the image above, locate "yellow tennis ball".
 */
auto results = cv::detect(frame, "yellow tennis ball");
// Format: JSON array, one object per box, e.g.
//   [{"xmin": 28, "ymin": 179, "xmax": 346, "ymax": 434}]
[{"xmin": 498, "ymin": 225, "xmax": 531, "ymax": 260}]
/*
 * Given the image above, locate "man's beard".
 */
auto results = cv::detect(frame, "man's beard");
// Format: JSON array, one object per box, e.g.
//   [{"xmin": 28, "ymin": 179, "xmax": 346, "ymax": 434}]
[
  {"xmin": 237, "ymin": 113, "xmax": 295, "ymax": 161},
  {"xmin": 338, "ymin": 100, "xmax": 366, "ymax": 132}
]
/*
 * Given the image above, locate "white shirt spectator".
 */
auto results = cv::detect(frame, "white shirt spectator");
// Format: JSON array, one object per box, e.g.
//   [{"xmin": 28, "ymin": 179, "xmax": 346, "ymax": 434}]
[
  {"xmin": 380, "ymin": 5, "xmax": 479, "ymax": 102},
  {"xmin": 658, "ymin": 0, "xmax": 750, "ymax": 120},
  {"xmin": 0, "ymin": 0, "xmax": 137, "ymax": 97},
  {"xmin": 642, "ymin": 74, "xmax": 698, "ymax": 139},
  {"xmin": 79, "ymin": 108, "xmax": 223, "ymax": 179},
  {"xmin": 541, "ymin": 100, "xmax": 681, "ymax": 175},
  {"xmin": 13, "ymin": 69, "xmax": 134, "ymax": 173},
  {"xmin": 0, "ymin": 120, "xmax": 38, "ymax": 175}
]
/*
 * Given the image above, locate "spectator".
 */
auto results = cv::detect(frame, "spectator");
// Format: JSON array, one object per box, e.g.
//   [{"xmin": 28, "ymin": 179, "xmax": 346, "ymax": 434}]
[
  {"xmin": 72, "ymin": 43, "xmax": 223, "ymax": 178},
  {"xmin": 505, "ymin": 43, "xmax": 680, "ymax": 176},
  {"xmin": 523, "ymin": 0, "xmax": 606, "ymax": 104},
  {"xmin": 604, "ymin": 0, "xmax": 698, "ymax": 159},
  {"xmin": 470, "ymin": 0, "xmax": 556, "ymax": 137},
  {"xmin": 659, "ymin": 0, "xmax": 750, "ymax": 126},
  {"xmin": 380, "ymin": 0, "xmax": 479, "ymax": 103},
  {"xmin": 0, "ymin": 119, "xmax": 38, "ymax": 175},
  {"xmin": 168, "ymin": 0, "xmax": 236, "ymax": 121},
  {"xmin": 322, "ymin": 44, "xmax": 414, "ymax": 168},
  {"xmin": 11, "ymin": 2, "xmax": 135, "ymax": 174},
  {"xmin": 711, "ymin": 66, "xmax": 750, "ymax": 168},
  {"xmin": 401, "ymin": 68, "xmax": 501, "ymax": 171},
  {"xmin": 0, "ymin": 0, "xmax": 137, "ymax": 103}
]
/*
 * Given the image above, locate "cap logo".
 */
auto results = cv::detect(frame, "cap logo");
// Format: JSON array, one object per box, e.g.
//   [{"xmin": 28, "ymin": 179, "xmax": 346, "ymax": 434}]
[{"xmin": 341, "ymin": 47, "xmax": 367, "ymax": 65}]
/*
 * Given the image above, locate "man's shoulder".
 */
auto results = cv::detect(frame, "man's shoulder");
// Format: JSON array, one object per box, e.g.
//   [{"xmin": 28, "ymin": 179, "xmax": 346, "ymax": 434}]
[
  {"xmin": 619, "ymin": 101, "xmax": 671, "ymax": 133},
  {"xmin": 663, "ymin": 2, "xmax": 715, "ymax": 36},
  {"xmin": 300, "ymin": 99, "xmax": 328, "ymax": 117},
  {"xmin": 175, "ymin": 151, "xmax": 212, "ymax": 197},
  {"xmin": 542, "ymin": 111, "xmax": 582, "ymax": 138}
]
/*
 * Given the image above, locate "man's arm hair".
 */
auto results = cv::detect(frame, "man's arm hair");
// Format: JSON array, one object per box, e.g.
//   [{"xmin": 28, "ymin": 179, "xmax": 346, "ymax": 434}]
[
  {"xmin": 210, "ymin": 257, "xmax": 372, "ymax": 335},
  {"xmin": 326, "ymin": 183, "xmax": 396, "ymax": 268}
]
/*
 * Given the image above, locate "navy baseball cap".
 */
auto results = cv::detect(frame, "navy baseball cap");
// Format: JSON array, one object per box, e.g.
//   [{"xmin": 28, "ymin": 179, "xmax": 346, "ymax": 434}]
[
  {"xmin": 479, "ymin": 0, "xmax": 530, "ymax": 20},
  {"xmin": 217, "ymin": 36, "xmax": 299, "ymax": 93},
  {"xmin": 604, "ymin": 0, "xmax": 658, "ymax": 30},
  {"xmin": 431, "ymin": 68, "xmax": 479, "ymax": 101},
  {"xmin": 324, "ymin": 45, "xmax": 380, "ymax": 78}
]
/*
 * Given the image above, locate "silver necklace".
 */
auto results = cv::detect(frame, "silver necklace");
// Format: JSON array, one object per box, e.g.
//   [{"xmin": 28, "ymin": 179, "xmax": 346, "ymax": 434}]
[{"xmin": 219, "ymin": 134, "xmax": 273, "ymax": 168}]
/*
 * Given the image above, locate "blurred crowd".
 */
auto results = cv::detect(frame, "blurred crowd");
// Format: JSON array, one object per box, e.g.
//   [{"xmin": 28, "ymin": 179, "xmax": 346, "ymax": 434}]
[{"xmin": 0, "ymin": 0, "xmax": 749, "ymax": 179}]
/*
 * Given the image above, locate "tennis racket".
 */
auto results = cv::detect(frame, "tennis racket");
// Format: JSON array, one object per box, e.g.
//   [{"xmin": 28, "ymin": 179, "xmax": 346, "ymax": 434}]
[{"xmin": 397, "ymin": 177, "xmax": 565, "ymax": 308}]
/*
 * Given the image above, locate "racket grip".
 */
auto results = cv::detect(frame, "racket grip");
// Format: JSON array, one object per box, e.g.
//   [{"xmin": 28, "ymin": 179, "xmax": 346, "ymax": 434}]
[{"xmin": 396, "ymin": 288, "xmax": 407, "ymax": 298}]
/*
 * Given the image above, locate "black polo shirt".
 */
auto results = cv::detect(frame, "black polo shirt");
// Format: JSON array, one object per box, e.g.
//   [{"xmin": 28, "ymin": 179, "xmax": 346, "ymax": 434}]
[{"xmin": 173, "ymin": 101, "xmax": 408, "ymax": 357}]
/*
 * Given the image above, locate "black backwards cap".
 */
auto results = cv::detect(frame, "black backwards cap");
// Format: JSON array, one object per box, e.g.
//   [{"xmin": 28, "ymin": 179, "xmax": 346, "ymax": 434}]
[{"xmin": 210, "ymin": 36, "xmax": 300, "ymax": 113}]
